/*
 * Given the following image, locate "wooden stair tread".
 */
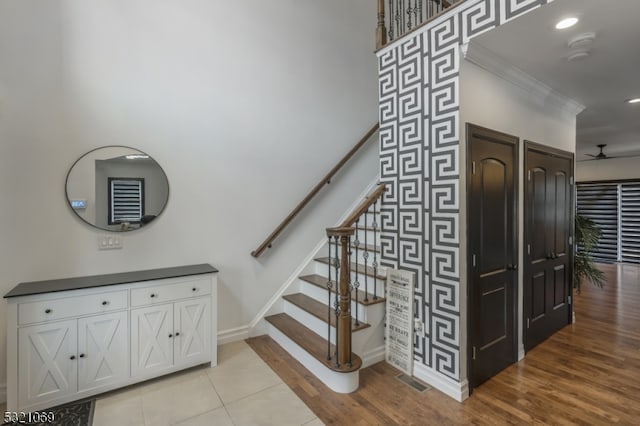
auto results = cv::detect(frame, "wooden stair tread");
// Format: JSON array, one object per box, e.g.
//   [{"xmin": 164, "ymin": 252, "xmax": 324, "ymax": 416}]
[
  {"xmin": 265, "ymin": 313, "xmax": 362, "ymax": 373},
  {"xmin": 299, "ymin": 274, "xmax": 385, "ymax": 306},
  {"xmin": 315, "ymin": 257, "xmax": 386, "ymax": 280},
  {"xmin": 283, "ymin": 293, "xmax": 370, "ymax": 331}
]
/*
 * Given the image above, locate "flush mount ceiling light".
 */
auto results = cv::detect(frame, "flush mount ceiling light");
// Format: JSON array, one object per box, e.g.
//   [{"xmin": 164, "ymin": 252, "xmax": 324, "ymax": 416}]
[
  {"xmin": 627, "ymin": 98, "xmax": 640, "ymax": 104},
  {"xmin": 556, "ymin": 17, "xmax": 578, "ymax": 29}
]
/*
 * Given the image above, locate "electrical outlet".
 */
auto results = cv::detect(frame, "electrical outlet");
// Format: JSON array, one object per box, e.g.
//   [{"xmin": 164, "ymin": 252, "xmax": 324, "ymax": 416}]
[
  {"xmin": 98, "ymin": 235, "xmax": 123, "ymax": 250},
  {"xmin": 414, "ymin": 318, "xmax": 425, "ymax": 337}
]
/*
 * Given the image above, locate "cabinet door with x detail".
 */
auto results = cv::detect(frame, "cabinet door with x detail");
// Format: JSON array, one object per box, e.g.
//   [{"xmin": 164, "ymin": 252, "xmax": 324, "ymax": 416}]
[
  {"xmin": 78, "ymin": 311, "xmax": 128, "ymax": 393},
  {"xmin": 174, "ymin": 298, "xmax": 210, "ymax": 367},
  {"xmin": 18, "ymin": 319, "xmax": 77, "ymax": 409},
  {"xmin": 131, "ymin": 304, "xmax": 173, "ymax": 377}
]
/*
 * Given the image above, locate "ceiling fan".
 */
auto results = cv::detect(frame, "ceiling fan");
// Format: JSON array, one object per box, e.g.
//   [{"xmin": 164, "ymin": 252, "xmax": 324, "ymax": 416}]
[{"xmin": 579, "ymin": 144, "xmax": 640, "ymax": 161}]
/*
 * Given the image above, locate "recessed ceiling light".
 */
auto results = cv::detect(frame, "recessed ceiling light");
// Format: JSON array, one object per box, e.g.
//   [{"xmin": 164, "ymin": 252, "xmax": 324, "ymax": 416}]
[
  {"xmin": 627, "ymin": 98, "xmax": 640, "ymax": 104},
  {"xmin": 556, "ymin": 17, "xmax": 578, "ymax": 30}
]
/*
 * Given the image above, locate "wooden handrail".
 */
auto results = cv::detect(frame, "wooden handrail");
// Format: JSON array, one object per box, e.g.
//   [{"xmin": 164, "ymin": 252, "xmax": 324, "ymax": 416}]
[
  {"xmin": 339, "ymin": 184, "xmax": 386, "ymax": 228},
  {"xmin": 251, "ymin": 122, "xmax": 380, "ymax": 258}
]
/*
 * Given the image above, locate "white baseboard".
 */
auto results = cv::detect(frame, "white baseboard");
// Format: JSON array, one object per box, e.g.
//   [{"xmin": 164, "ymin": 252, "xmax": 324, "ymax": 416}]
[
  {"xmin": 217, "ymin": 325, "xmax": 250, "ymax": 345},
  {"xmin": 0, "ymin": 383, "xmax": 6, "ymax": 404},
  {"xmin": 361, "ymin": 345, "xmax": 385, "ymax": 368},
  {"xmin": 413, "ymin": 363, "xmax": 469, "ymax": 402},
  {"xmin": 518, "ymin": 345, "xmax": 525, "ymax": 361}
]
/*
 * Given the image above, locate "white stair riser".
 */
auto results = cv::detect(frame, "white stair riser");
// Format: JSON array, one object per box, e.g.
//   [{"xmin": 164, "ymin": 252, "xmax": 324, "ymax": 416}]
[
  {"xmin": 300, "ymin": 281, "xmax": 368, "ymax": 322},
  {"xmin": 283, "ymin": 301, "xmax": 374, "ymax": 351},
  {"xmin": 268, "ymin": 324, "xmax": 359, "ymax": 394},
  {"xmin": 282, "ymin": 299, "xmax": 385, "ymax": 353}
]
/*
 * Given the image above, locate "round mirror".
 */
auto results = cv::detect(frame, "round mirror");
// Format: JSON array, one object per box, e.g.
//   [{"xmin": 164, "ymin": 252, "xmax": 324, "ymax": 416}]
[{"xmin": 65, "ymin": 146, "xmax": 169, "ymax": 232}]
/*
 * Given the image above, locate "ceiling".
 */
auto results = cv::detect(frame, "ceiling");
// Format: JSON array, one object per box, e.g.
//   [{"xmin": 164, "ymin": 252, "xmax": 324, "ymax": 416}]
[{"xmin": 470, "ymin": 0, "xmax": 640, "ymax": 160}]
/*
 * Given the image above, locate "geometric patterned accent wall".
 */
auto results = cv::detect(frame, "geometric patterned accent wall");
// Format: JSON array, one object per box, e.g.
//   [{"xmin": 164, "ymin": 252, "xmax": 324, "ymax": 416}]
[{"xmin": 378, "ymin": 0, "xmax": 553, "ymax": 381}]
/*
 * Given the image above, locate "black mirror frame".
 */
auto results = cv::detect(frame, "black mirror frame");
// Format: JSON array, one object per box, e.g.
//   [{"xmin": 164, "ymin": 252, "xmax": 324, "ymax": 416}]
[{"xmin": 65, "ymin": 145, "xmax": 170, "ymax": 232}]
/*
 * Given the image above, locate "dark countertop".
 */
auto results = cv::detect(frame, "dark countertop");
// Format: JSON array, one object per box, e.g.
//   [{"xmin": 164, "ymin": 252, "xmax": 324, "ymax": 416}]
[{"xmin": 4, "ymin": 264, "xmax": 218, "ymax": 298}]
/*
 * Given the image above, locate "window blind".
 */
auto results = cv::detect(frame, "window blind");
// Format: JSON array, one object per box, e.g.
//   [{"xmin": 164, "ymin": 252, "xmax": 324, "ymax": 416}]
[
  {"xmin": 110, "ymin": 179, "xmax": 144, "ymax": 224},
  {"xmin": 620, "ymin": 183, "xmax": 640, "ymax": 263},
  {"xmin": 576, "ymin": 184, "xmax": 618, "ymax": 263}
]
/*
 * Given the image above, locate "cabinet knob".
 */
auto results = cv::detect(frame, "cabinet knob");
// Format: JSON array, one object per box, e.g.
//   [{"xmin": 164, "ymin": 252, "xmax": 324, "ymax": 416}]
[
  {"xmin": 192, "ymin": 287, "xmax": 197, "ymax": 292},
  {"xmin": 70, "ymin": 355, "xmax": 76, "ymax": 360},
  {"xmin": 79, "ymin": 353, "xmax": 86, "ymax": 358},
  {"xmin": 175, "ymin": 332, "xmax": 180, "ymax": 336},
  {"xmin": 102, "ymin": 301, "xmax": 109, "ymax": 306},
  {"xmin": 45, "ymin": 309, "xmax": 52, "ymax": 314},
  {"xmin": 150, "ymin": 293, "xmax": 157, "ymax": 298},
  {"xmin": 168, "ymin": 333, "xmax": 173, "ymax": 338}
]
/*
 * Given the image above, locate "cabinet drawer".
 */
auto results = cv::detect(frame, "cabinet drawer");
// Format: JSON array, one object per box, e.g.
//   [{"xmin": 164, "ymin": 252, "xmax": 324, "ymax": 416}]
[
  {"xmin": 18, "ymin": 290, "xmax": 128, "ymax": 325},
  {"xmin": 131, "ymin": 278, "xmax": 211, "ymax": 307}
]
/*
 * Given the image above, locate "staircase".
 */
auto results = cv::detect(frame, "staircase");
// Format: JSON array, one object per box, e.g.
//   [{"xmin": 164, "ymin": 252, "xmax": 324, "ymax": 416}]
[{"xmin": 263, "ymin": 185, "xmax": 387, "ymax": 393}]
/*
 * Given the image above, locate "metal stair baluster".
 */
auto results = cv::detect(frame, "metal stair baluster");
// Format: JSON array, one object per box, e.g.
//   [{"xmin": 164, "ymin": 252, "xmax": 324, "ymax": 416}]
[
  {"xmin": 353, "ymin": 218, "xmax": 361, "ymax": 326},
  {"xmin": 326, "ymin": 236, "xmax": 332, "ymax": 361},
  {"xmin": 373, "ymin": 199, "xmax": 380, "ymax": 300}
]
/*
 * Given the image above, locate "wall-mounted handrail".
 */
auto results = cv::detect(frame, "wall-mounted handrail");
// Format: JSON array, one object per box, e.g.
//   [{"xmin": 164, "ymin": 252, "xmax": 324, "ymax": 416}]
[{"xmin": 251, "ymin": 123, "xmax": 380, "ymax": 258}]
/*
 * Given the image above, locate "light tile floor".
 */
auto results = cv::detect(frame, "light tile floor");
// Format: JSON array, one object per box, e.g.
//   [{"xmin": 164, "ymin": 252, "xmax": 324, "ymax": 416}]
[
  {"xmin": 0, "ymin": 341, "xmax": 322, "ymax": 426},
  {"xmin": 92, "ymin": 340, "xmax": 322, "ymax": 426}
]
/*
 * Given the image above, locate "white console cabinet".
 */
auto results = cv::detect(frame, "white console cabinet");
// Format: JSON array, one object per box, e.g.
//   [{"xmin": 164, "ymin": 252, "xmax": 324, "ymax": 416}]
[{"xmin": 5, "ymin": 265, "xmax": 218, "ymax": 412}]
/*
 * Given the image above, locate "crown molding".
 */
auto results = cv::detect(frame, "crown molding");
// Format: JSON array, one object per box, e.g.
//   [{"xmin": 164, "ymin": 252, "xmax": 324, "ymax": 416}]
[{"xmin": 461, "ymin": 40, "xmax": 585, "ymax": 117}]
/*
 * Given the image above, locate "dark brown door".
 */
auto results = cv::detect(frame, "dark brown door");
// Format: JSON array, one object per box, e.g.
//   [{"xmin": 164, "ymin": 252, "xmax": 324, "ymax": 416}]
[
  {"xmin": 467, "ymin": 124, "xmax": 518, "ymax": 389},
  {"xmin": 524, "ymin": 142, "xmax": 574, "ymax": 351}
]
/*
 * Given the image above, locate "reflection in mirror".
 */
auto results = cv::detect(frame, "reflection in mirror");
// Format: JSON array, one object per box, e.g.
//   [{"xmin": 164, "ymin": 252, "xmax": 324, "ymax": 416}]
[{"xmin": 65, "ymin": 146, "xmax": 169, "ymax": 232}]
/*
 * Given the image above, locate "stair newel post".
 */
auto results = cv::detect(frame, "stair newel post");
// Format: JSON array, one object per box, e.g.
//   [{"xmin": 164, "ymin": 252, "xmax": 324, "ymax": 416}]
[
  {"xmin": 338, "ymin": 232, "xmax": 353, "ymax": 366},
  {"xmin": 326, "ymin": 226, "xmax": 355, "ymax": 368},
  {"xmin": 376, "ymin": 0, "xmax": 387, "ymax": 49},
  {"xmin": 326, "ymin": 235, "xmax": 333, "ymax": 361},
  {"xmin": 347, "ymin": 237, "xmax": 354, "ymax": 367}
]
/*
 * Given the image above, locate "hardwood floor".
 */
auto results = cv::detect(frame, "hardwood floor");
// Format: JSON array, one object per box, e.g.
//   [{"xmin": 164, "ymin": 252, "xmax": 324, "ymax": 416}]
[{"xmin": 247, "ymin": 263, "xmax": 640, "ymax": 425}]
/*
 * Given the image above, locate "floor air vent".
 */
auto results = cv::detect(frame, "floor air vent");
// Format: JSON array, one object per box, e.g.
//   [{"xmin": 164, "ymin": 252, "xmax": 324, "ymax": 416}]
[{"xmin": 395, "ymin": 374, "xmax": 431, "ymax": 393}]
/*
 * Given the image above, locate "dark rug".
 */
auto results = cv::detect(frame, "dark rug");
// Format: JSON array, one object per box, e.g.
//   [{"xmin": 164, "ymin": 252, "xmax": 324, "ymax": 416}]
[{"xmin": 3, "ymin": 399, "xmax": 94, "ymax": 426}]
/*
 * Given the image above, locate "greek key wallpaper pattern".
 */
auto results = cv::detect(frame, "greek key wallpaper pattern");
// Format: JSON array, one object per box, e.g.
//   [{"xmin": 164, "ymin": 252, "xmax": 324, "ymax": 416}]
[{"xmin": 378, "ymin": 0, "xmax": 552, "ymax": 381}]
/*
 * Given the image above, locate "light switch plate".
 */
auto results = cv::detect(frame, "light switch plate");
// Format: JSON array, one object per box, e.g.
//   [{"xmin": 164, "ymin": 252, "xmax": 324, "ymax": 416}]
[{"xmin": 98, "ymin": 235, "xmax": 123, "ymax": 250}]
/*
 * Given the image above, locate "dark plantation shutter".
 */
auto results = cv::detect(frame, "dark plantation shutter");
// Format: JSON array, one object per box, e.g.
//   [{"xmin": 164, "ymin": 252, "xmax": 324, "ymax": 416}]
[
  {"xmin": 576, "ymin": 184, "xmax": 618, "ymax": 263},
  {"xmin": 620, "ymin": 183, "xmax": 640, "ymax": 263},
  {"xmin": 110, "ymin": 179, "xmax": 143, "ymax": 224}
]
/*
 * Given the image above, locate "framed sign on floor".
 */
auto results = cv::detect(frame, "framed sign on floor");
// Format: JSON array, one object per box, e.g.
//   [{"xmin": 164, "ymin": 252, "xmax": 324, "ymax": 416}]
[{"xmin": 385, "ymin": 268, "xmax": 415, "ymax": 375}]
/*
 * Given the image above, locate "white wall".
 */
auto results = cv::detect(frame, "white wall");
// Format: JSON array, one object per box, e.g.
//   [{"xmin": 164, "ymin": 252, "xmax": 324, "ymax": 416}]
[
  {"xmin": 0, "ymin": 0, "xmax": 379, "ymax": 387},
  {"xmin": 458, "ymin": 59, "xmax": 577, "ymax": 380},
  {"xmin": 576, "ymin": 157, "xmax": 640, "ymax": 182}
]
